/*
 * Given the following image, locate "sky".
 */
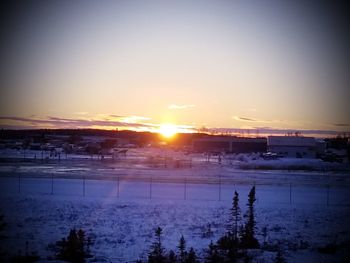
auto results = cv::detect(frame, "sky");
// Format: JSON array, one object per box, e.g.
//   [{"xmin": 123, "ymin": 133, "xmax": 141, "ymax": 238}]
[{"xmin": 0, "ymin": 0, "xmax": 349, "ymax": 136}]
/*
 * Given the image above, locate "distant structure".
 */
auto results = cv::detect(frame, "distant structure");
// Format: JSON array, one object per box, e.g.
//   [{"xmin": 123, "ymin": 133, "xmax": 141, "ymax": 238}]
[
  {"xmin": 267, "ymin": 136, "xmax": 319, "ymax": 158},
  {"xmin": 192, "ymin": 136, "xmax": 267, "ymax": 153}
]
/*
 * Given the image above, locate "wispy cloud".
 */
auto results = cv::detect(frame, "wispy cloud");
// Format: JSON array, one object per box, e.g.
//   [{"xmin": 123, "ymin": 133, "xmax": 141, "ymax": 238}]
[
  {"xmin": 205, "ymin": 126, "xmax": 347, "ymax": 138},
  {"xmin": 0, "ymin": 115, "xmax": 200, "ymax": 134},
  {"xmin": 334, "ymin": 123, "xmax": 350, "ymax": 127},
  {"xmin": 120, "ymin": 116, "xmax": 151, "ymax": 123},
  {"xmin": 233, "ymin": 116, "xmax": 268, "ymax": 123},
  {"xmin": 0, "ymin": 116, "xmax": 154, "ymax": 130},
  {"xmin": 109, "ymin": 114, "xmax": 125, "ymax": 119},
  {"xmin": 168, "ymin": 104, "xmax": 195, "ymax": 110}
]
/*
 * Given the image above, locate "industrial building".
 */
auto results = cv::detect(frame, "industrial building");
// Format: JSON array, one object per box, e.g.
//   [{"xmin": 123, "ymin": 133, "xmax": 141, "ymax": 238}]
[
  {"xmin": 267, "ymin": 136, "xmax": 317, "ymax": 158},
  {"xmin": 192, "ymin": 136, "xmax": 267, "ymax": 153}
]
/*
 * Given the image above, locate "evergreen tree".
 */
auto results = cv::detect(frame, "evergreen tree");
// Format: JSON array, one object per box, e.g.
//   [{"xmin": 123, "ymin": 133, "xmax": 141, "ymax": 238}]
[
  {"xmin": 148, "ymin": 227, "xmax": 166, "ymax": 263},
  {"xmin": 205, "ymin": 241, "xmax": 224, "ymax": 263},
  {"xmin": 168, "ymin": 250, "xmax": 176, "ymax": 263},
  {"xmin": 54, "ymin": 228, "xmax": 90, "ymax": 263},
  {"xmin": 177, "ymin": 235, "xmax": 187, "ymax": 263},
  {"xmin": 185, "ymin": 247, "xmax": 197, "ymax": 263},
  {"xmin": 0, "ymin": 215, "xmax": 5, "ymax": 259},
  {"xmin": 217, "ymin": 233, "xmax": 239, "ymax": 262},
  {"xmin": 274, "ymin": 249, "xmax": 286, "ymax": 263},
  {"xmin": 231, "ymin": 191, "xmax": 241, "ymax": 241},
  {"xmin": 241, "ymin": 186, "xmax": 259, "ymax": 249},
  {"xmin": 215, "ymin": 191, "xmax": 242, "ymax": 262},
  {"xmin": 0, "ymin": 215, "xmax": 6, "ymax": 233}
]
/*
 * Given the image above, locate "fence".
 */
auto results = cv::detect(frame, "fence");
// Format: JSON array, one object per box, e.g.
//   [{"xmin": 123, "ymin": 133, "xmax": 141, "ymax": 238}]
[{"xmin": 0, "ymin": 174, "xmax": 349, "ymax": 207}]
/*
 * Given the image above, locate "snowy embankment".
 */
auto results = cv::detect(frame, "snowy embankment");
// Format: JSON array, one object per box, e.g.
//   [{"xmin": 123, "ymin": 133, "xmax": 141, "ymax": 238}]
[{"xmin": 1, "ymin": 148, "xmax": 349, "ymax": 172}]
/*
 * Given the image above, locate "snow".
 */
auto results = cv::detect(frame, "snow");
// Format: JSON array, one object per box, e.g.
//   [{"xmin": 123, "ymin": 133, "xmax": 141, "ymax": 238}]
[
  {"xmin": 0, "ymin": 148, "xmax": 349, "ymax": 262},
  {"xmin": 1, "ymin": 194, "xmax": 349, "ymax": 262}
]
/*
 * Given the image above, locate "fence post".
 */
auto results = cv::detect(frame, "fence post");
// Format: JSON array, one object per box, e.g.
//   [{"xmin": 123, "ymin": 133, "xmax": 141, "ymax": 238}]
[{"xmin": 289, "ymin": 183, "xmax": 292, "ymax": 205}]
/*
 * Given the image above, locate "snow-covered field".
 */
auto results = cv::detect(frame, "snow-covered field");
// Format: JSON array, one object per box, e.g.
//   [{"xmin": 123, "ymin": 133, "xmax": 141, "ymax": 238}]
[
  {"xmin": 0, "ymin": 148, "xmax": 349, "ymax": 262},
  {"xmin": 1, "ymin": 191, "xmax": 349, "ymax": 262}
]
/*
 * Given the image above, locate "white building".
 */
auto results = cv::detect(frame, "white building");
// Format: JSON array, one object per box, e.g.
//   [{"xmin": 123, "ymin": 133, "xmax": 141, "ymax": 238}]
[{"xmin": 267, "ymin": 136, "xmax": 317, "ymax": 158}]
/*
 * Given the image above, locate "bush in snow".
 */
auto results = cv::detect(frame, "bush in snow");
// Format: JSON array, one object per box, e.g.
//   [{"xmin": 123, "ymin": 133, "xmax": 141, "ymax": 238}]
[
  {"xmin": 51, "ymin": 228, "xmax": 92, "ymax": 263},
  {"xmin": 176, "ymin": 235, "xmax": 198, "ymax": 263},
  {"xmin": 205, "ymin": 186, "xmax": 260, "ymax": 261},
  {"xmin": 274, "ymin": 248, "xmax": 286, "ymax": 263},
  {"xmin": 144, "ymin": 231, "xmax": 198, "ymax": 263},
  {"xmin": 10, "ymin": 241, "xmax": 40, "ymax": 263}
]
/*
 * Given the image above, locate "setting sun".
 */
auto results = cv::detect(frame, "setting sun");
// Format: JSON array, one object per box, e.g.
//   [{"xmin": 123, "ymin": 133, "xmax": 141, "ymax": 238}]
[{"xmin": 158, "ymin": 124, "xmax": 178, "ymax": 138}]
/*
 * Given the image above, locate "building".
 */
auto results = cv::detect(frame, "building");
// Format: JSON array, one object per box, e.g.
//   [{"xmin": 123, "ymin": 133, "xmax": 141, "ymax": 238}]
[
  {"xmin": 267, "ymin": 136, "xmax": 317, "ymax": 158},
  {"xmin": 192, "ymin": 136, "xmax": 267, "ymax": 153}
]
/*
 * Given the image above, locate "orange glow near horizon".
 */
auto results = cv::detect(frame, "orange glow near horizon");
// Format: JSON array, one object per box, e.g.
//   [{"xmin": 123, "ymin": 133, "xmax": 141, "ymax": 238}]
[{"xmin": 158, "ymin": 124, "xmax": 179, "ymax": 138}]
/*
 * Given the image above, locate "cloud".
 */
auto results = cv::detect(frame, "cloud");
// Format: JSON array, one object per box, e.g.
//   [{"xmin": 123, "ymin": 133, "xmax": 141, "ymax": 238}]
[
  {"xmin": 168, "ymin": 104, "xmax": 195, "ymax": 110},
  {"xmin": 233, "ymin": 116, "xmax": 301, "ymax": 126},
  {"xmin": 233, "ymin": 116, "xmax": 270, "ymax": 123},
  {"xmin": 109, "ymin": 114, "xmax": 125, "ymax": 118},
  {"xmin": 205, "ymin": 126, "xmax": 346, "ymax": 138},
  {"xmin": 233, "ymin": 116, "xmax": 258, "ymax": 122},
  {"xmin": 334, "ymin": 123, "xmax": 350, "ymax": 127},
  {"xmin": 0, "ymin": 116, "xmax": 154, "ymax": 130},
  {"xmin": 120, "ymin": 116, "xmax": 151, "ymax": 123}
]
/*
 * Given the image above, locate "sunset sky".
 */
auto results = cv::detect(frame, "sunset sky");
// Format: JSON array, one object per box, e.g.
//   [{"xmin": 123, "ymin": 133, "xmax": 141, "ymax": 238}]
[{"xmin": 0, "ymin": 0, "xmax": 349, "ymax": 136}]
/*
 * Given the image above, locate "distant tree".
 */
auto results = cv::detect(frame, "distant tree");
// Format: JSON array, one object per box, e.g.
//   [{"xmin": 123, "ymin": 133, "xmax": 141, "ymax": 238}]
[
  {"xmin": 53, "ymin": 228, "xmax": 91, "ymax": 263},
  {"xmin": 0, "ymin": 215, "xmax": 7, "ymax": 259},
  {"xmin": 178, "ymin": 235, "xmax": 187, "ymax": 263},
  {"xmin": 215, "ymin": 191, "xmax": 242, "ymax": 262},
  {"xmin": 68, "ymin": 135, "xmax": 82, "ymax": 145},
  {"xmin": 205, "ymin": 241, "xmax": 224, "ymax": 263},
  {"xmin": 241, "ymin": 186, "xmax": 259, "ymax": 249},
  {"xmin": 22, "ymin": 138, "xmax": 31, "ymax": 149},
  {"xmin": 230, "ymin": 191, "xmax": 241, "ymax": 241},
  {"xmin": 274, "ymin": 248, "xmax": 286, "ymax": 263},
  {"xmin": 39, "ymin": 133, "xmax": 48, "ymax": 144},
  {"xmin": 10, "ymin": 248, "xmax": 39, "ymax": 263},
  {"xmin": 148, "ymin": 227, "xmax": 166, "ymax": 263},
  {"xmin": 85, "ymin": 144, "xmax": 100, "ymax": 157},
  {"xmin": 167, "ymin": 250, "xmax": 176, "ymax": 263},
  {"xmin": 262, "ymin": 226, "xmax": 268, "ymax": 247},
  {"xmin": 185, "ymin": 247, "xmax": 197, "ymax": 263},
  {"xmin": 100, "ymin": 139, "xmax": 117, "ymax": 149},
  {"xmin": 217, "ymin": 233, "xmax": 239, "ymax": 262},
  {"xmin": 0, "ymin": 214, "xmax": 6, "ymax": 234}
]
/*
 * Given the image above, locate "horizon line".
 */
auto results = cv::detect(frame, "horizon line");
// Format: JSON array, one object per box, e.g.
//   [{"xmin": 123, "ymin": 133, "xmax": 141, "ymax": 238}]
[{"xmin": 1, "ymin": 127, "xmax": 349, "ymax": 139}]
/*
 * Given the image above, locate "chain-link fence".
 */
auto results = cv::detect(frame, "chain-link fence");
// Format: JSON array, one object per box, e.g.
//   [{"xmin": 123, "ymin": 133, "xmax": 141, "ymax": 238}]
[{"xmin": 1, "ymin": 174, "xmax": 349, "ymax": 207}]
